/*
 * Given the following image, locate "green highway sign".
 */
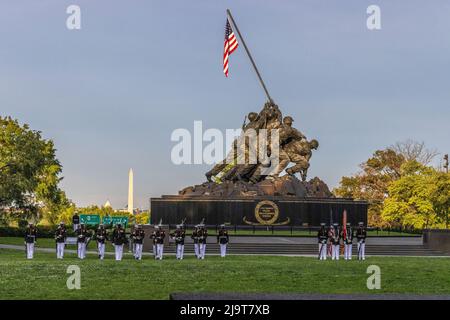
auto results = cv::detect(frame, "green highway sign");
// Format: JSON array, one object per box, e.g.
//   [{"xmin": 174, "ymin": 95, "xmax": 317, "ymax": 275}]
[
  {"xmin": 102, "ymin": 216, "xmax": 129, "ymax": 227},
  {"xmin": 79, "ymin": 214, "xmax": 100, "ymax": 225}
]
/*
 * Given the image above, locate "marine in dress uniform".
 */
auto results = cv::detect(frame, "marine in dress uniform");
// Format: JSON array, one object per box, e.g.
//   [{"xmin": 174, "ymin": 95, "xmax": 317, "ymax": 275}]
[
  {"xmin": 76, "ymin": 224, "xmax": 90, "ymax": 259},
  {"xmin": 198, "ymin": 225, "xmax": 208, "ymax": 260},
  {"xmin": 340, "ymin": 223, "xmax": 354, "ymax": 260},
  {"xmin": 191, "ymin": 226, "xmax": 200, "ymax": 259},
  {"xmin": 55, "ymin": 222, "xmax": 67, "ymax": 259},
  {"xmin": 217, "ymin": 225, "xmax": 229, "ymax": 258},
  {"xmin": 150, "ymin": 229, "xmax": 157, "ymax": 258},
  {"xmin": 131, "ymin": 224, "xmax": 145, "ymax": 260},
  {"xmin": 24, "ymin": 223, "xmax": 37, "ymax": 259},
  {"xmin": 356, "ymin": 222, "xmax": 367, "ymax": 260},
  {"xmin": 96, "ymin": 224, "xmax": 108, "ymax": 260},
  {"xmin": 112, "ymin": 224, "xmax": 127, "ymax": 261},
  {"xmin": 317, "ymin": 223, "xmax": 328, "ymax": 260},
  {"xmin": 154, "ymin": 226, "xmax": 165, "ymax": 260},
  {"xmin": 170, "ymin": 225, "xmax": 185, "ymax": 260},
  {"xmin": 72, "ymin": 213, "xmax": 80, "ymax": 232},
  {"xmin": 330, "ymin": 223, "xmax": 340, "ymax": 260}
]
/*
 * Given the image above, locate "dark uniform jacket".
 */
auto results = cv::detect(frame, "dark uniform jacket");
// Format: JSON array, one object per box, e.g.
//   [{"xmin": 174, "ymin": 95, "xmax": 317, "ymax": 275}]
[
  {"xmin": 25, "ymin": 227, "xmax": 38, "ymax": 243},
  {"xmin": 340, "ymin": 227, "xmax": 354, "ymax": 244},
  {"xmin": 217, "ymin": 230, "xmax": 229, "ymax": 244},
  {"xmin": 356, "ymin": 227, "xmax": 367, "ymax": 243},
  {"xmin": 155, "ymin": 230, "xmax": 165, "ymax": 244},
  {"xmin": 55, "ymin": 227, "xmax": 66, "ymax": 243},
  {"xmin": 76, "ymin": 228, "xmax": 90, "ymax": 243},
  {"xmin": 329, "ymin": 228, "xmax": 340, "ymax": 245},
  {"xmin": 96, "ymin": 228, "xmax": 108, "ymax": 244},
  {"xmin": 131, "ymin": 229, "xmax": 145, "ymax": 244},
  {"xmin": 112, "ymin": 228, "xmax": 127, "ymax": 245},
  {"xmin": 191, "ymin": 230, "xmax": 199, "ymax": 244},
  {"xmin": 72, "ymin": 215, "xmax": 80, "ymax": 224},
  {"xmin": 171, "ymin": 230, "xmax": 185, "ymax": 245},
  {"xmin": 198, "ymin": 229, "xmax": 208, "ymax": 244},
  {"xmin": 150, "ymin": 231, "xmax": 157, "ymax": 245},
  {"xmin": 317, "ymin": 229, "xmax": 327, "ymax": 244}
]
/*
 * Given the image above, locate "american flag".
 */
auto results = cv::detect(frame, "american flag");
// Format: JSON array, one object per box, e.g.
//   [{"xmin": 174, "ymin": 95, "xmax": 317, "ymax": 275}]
[{"xmin": 223, "ymin": 18, "xmax": 238, "ymax": 77}]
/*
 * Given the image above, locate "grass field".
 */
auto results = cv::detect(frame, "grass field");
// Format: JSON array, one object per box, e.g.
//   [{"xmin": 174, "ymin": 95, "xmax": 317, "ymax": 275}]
[{"xmin": 0, "ymin": 248, "xmax": 449, "ymax": 299}]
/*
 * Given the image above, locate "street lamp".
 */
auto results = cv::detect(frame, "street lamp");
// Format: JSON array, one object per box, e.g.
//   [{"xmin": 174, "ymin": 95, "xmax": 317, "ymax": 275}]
[{"xmin": 444, "ymin": 154, "xmax": 449, "ymax": 174}]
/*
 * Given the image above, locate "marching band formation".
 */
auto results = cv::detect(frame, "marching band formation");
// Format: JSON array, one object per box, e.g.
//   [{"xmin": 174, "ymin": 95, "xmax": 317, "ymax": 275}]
[{"xmin": 23, "ymin": 221, "xmax": 366, "ymax": 261}]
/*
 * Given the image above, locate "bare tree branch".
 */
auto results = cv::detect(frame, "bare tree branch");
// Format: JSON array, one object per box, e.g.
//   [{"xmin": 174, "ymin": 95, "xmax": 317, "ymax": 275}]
[{"xmin": 391, "ymin": 139, "xmax": 439, "ymax": 165}]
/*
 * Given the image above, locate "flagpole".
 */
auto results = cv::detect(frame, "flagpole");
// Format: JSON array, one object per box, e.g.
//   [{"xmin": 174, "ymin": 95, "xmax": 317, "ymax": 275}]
[{"xmin": 226, "ymin": 9, "xmax": 273, "ymax": 103}]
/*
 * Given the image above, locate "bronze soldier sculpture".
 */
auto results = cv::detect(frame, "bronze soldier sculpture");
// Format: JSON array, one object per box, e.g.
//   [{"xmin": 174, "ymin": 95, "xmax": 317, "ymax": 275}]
[
  {"xmin": 205, "ymin": 111, "xmax": 265, "ymax": 182},
  {"xmin": 205, "ymin": 101, "xmax": 318, "ymax": 184},
  {"xmin": 284, "ymin": 139, "xmax": 319, "ymax": 181}
]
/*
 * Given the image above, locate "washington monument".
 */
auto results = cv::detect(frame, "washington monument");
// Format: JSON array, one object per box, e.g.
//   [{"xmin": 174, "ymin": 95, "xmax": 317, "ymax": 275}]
[{"xmin": 128, "ymin": 168, "xmax": 133, "ymax": 214}]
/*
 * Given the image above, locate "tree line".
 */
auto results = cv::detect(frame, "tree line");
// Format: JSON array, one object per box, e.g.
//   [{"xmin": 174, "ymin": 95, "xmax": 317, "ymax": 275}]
[{"xmin": 334, "ymin": 140, "xmax": 450, "ymax": 229}]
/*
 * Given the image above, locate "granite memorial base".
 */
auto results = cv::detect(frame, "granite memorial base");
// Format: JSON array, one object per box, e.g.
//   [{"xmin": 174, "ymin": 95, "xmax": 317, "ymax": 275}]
[{"xmin": 150, "ymin": 196, "xmax": 368, "ymax": 227}]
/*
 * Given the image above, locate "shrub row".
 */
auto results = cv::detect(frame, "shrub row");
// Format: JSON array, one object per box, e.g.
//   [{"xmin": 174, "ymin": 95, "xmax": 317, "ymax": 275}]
[
  {"xmin": 0, "ymin": 225, "xmax": 129, "ymax": 238},
  {"xmin": 0, "ymin": 226, "xmax": 58, "ymax": 238}
]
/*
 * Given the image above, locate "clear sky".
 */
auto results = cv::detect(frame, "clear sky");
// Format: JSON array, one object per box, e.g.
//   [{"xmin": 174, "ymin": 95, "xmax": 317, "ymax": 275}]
[{"xmin": 1, "ymin": 0, "xmax": 449, "ymax": 209}]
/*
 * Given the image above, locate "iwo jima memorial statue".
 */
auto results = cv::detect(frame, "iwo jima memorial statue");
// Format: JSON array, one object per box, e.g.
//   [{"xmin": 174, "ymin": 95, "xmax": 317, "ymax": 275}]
[{"xmin": 150, "ymin": 10, "xmax": 367, "ymax": 227}]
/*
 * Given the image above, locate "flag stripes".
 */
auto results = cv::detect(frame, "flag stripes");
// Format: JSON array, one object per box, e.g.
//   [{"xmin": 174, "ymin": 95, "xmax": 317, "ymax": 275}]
[{"xmin": 223, "ymin": 18, "xmax": 238, "ymax": 77}]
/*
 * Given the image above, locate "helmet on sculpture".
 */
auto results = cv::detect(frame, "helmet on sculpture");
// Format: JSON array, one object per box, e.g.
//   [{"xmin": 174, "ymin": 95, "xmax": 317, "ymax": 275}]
[
  {"xmin": 283, "ymin": 116, "xmax": 294, "ymax": 126},
  {"xmin": 248, "ymin": 112, "xmax": 258, "ymax": 122},
  {"xmin": 310, "ymin": 139, "xmax": 319, "ymax": 149}
]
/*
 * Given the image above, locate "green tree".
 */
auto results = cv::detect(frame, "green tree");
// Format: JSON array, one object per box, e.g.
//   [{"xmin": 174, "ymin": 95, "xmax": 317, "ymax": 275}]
[
  {"xmin": 334, "ymin": 141, "xmax": 440, "ymax": 228},
  {"xmin": 429, "ymin": 171, "xmax": 450, "ymax": 228},
  {"xmin": 334, "ymin": 149, "xmax": 405, "ymax": 227},
  {"xmin": 382, "ymin": 161, "xmax": 449, "ymax": 229},
  {"xmin": 0, "ymin": 116, "xmax": 68, "ymax": 225}
]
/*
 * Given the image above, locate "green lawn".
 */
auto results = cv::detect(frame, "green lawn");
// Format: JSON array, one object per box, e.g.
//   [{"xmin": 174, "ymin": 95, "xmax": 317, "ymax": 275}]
[{"xmin": 0, "ymin": 248, "xmax": 449, "ymax": 299}]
